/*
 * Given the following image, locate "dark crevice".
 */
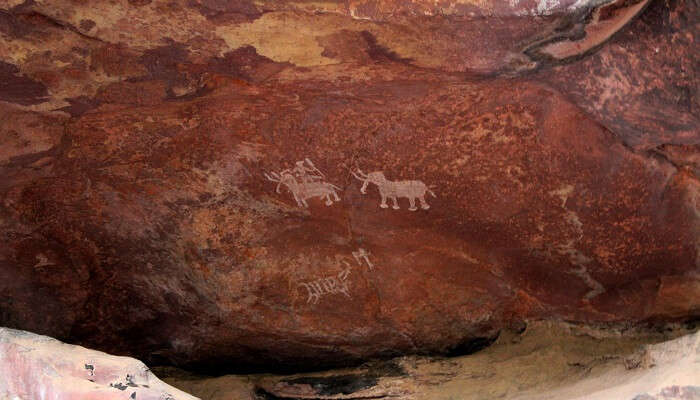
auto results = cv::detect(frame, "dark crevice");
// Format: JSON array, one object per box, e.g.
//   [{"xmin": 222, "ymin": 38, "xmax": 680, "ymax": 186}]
[
  {"xmin": 157, "ymin": 328, "xmax": 504, "ymax": 375},
  {"xmin": 647, "ymin": 146, "xmax": 682, "ymax": 170},
  {"xmin": 254, "ymin": 387, "xmax": 394, "ymax": 400},
  {"xmin": 282, "ymin": 374, "xmax": 379, "ymax": 396},
  {"xmin": 523, "ymin": 0, "xmax": 652, "ymax": 70},
  {"xmin": 446, "ymin": 332, "xmax": 500, "ymax": 357},
  {"xmin": 168, "ymin": 350, "xmax": 368, "ymax": 376}
]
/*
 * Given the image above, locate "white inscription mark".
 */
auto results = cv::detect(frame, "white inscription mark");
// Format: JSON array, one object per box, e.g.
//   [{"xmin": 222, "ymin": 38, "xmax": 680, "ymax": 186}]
[
  {"xmin": 300, "ymin": 269, "xmax": 351, "ymax": 304},
  {"xmin": 352, "ymin": 248, "xmax": 374, "ymax": 270}
]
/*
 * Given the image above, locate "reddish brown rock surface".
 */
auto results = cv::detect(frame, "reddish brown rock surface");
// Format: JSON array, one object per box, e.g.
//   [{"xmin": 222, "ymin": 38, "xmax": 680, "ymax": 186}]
[{"xmin": 0, "ymin": 0, "xmax": 698, "ymax": 371}]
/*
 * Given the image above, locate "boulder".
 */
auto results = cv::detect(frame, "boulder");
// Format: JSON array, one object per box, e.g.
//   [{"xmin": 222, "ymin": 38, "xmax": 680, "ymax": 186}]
[
  {"xmin": 0, "ymin": 327, "xmax": 198, "ymax": 400},
  {"xmin": 162, "ymin": 322, "xmax": 700, "ymax": 400}
]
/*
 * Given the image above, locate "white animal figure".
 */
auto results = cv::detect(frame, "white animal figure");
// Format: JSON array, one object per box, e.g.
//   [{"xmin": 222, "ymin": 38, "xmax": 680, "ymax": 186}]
[
  {"xmin": 264, "ymin": 161, "xmax": 341, "ymax": 208},
  {"xmin": 351, "ymin": 168, "xmax": 435, "ymax": 211}
]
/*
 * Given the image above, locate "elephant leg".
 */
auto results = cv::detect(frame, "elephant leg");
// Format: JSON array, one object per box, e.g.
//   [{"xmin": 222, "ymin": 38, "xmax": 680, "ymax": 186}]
[
  {"xmin": 332, "ymin": 190, "xmax": 340, "ymax": 201},
  {"xmin": 293, "ymin": 194, "xmax": 304, "ymax": 207},
  {"xmin": 324, "ymin": 194, "xmax": 333, "ymax": 206},
  {"xmin": 408, "ymin": 197, "xmax": 417, "ymax": 211},
  {"xmin": 301, "ymin": 197, "xmax": 309, "ymax": 208},
  {"xmin": 391, "ymin": 196, "xmax": 400, "ymax": 209},
  {"xmin": 419, "ymin": 195, "xmax": 430, "ymax": 210},
  {"xmin": 361, "ymin": 181, "xmax": 369, "ymax": 194},
  {"xmin": 380, "ymin": 194, "xmax": 389, "ymax": 208}
]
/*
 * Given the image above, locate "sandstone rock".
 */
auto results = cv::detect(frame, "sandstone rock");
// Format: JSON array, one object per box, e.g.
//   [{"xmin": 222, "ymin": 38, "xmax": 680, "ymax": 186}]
[
  {"xmin": 161, "ymin": 322, "xmax": 700, "ymax": 400},
  {"xmin": 0, "ymin": 327, "xmax": 198, "ymax": 400},
  {"xmin": 1, "ymin": 323, "xmax": 695, "ymax": 400},
  {"xmin": 544, "ymin": 0, "xmax": 699, "ymax": 150},
  {"xmin": 0, "ymin": 0, "xmax": 697, "ymax": 371}
]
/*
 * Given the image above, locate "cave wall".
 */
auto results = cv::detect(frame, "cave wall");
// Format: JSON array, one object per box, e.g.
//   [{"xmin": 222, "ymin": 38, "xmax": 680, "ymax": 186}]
[{"xmin": 0, "ymin": 0, "xmax": 697, "ymax": 370}]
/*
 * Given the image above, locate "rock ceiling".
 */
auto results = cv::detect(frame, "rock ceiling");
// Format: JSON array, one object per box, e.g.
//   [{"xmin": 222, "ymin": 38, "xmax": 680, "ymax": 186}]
[{"xmin": 0, "ymin": 0, "xmax": 697, "ymax": 370}]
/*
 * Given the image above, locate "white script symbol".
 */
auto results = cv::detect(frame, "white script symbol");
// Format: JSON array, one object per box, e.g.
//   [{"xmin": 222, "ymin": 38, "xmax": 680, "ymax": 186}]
[
  {"xmin": 299, "ymin": 269, "xmax": 351, "ymax": 304},
  {"xmin": 352, "ymin": 248, "xmax": 374, "ymax": 270}
]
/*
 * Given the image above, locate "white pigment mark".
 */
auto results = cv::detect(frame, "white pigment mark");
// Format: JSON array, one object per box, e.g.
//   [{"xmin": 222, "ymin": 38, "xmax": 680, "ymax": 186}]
[
  {"xmin": 351, "ymin": 167, "xmax": 436, "ymax": 211},
  {"xmin": 300, "ymin": 268, "xmax": 351, "ymax": 304},
  {"xmin": 265, "ymin": 159, "xmax": 341, "ymax": 208},
  {"xmin": 550, "ymin": 185, "xmax": 605, "ymax": 299},
  {"xmin": 352, "ymin": 248, "xmax": 374, "ymax": 270}
]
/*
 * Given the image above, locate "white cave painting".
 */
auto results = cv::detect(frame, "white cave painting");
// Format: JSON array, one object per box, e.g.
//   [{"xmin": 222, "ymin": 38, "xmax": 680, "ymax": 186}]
[
  {"xmin": 352, "ymin": 247, "xmax": 374, "ymax": 270},
  {"xmin": 297, "ymin": 248, "xmax": 376, "ymax": 305},
  {"xmin": 300, "ymin": 268, "xmax": 351, "ymax": 304},
  {"xmin": 351, "ymin": 168, "xmax": 436, "ymax": 211},
  {"xmin": 264, "ymin": 159, "xmax": 341, "ymax": 208}
]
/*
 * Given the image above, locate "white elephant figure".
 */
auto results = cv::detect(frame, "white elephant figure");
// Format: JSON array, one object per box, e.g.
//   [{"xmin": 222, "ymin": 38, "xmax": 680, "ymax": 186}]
[{"xmin": 351, "ymin": 168, "xmax": 435, "ymax": 211}]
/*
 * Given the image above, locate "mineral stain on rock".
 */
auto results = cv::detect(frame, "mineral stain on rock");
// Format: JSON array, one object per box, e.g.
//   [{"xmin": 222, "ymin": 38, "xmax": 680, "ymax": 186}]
[
  {"xmin": 0, "ymin": 9, "xmax": 31, "ymax": 38},
  {"xmin": 57, "ymin": 95, "xmax": 101, "ymax": 116},
  {"xmin": 360, "ymin": 30, "xmax": 413, "ymax": 64},
  {"xmin": 0, "ymin": 61, "xmax": 48, "ymax": 105},
  {"xmin": 78, "ymin": 19, "xmax": 95, "ymax": 31},
  {"xmin": 188, "ymin": 0, "xmax": 261, "ymax": 21}
]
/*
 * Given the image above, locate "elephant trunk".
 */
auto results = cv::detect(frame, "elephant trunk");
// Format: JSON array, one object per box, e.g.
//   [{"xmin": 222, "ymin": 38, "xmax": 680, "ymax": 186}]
[{"xmin": 350, "ymin": 169, "xmax": 367, "ymax": 181}]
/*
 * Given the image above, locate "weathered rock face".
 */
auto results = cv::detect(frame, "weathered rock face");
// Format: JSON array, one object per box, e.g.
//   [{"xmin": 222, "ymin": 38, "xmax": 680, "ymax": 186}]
[
  {"xmin": 2, "ymin": 323, "xmax": 698, "ymax": 400},
  {"xmin": 160, "ymin": 322, "xmax": 700, "ymax": 400},
  {"xmin": 0, "ymin": 327, "xmax": 198, "ymax": 400},
  {"xmin": 0, "ymin": 0, "xmax": 698, "ymax": 371},
  {"xmin": 543, "ymin": 0, "xmax": 699, "ymax": 150}
]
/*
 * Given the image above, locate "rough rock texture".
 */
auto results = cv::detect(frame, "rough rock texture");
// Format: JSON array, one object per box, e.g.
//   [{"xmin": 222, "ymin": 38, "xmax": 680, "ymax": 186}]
[
  {"xmin": 0, "ymin": 327, "xmax": 198, "ymax": 400},
  {"xmin": 161, "ymin": 322, "xmax": 700, "ymax": 400},
  {"xmin": 0, "ymin": 0, "xmax": 698, "ymax": 370},
  {"xmin": 543, "ymin": 0, "xmax": 699, "ymax": 150}
]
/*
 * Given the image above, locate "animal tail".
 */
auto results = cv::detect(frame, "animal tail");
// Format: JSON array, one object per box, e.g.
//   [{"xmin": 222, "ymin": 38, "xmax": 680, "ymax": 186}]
[{"xmin": 427, "ymin": 188, "xmax": 436, "ymax": 198}]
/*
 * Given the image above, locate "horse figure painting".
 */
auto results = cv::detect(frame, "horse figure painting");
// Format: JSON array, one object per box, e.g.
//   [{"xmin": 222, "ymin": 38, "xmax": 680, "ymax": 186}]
[{"xmin": 264, "ymin": 159, "xmax": 341, "ymax": 208}]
